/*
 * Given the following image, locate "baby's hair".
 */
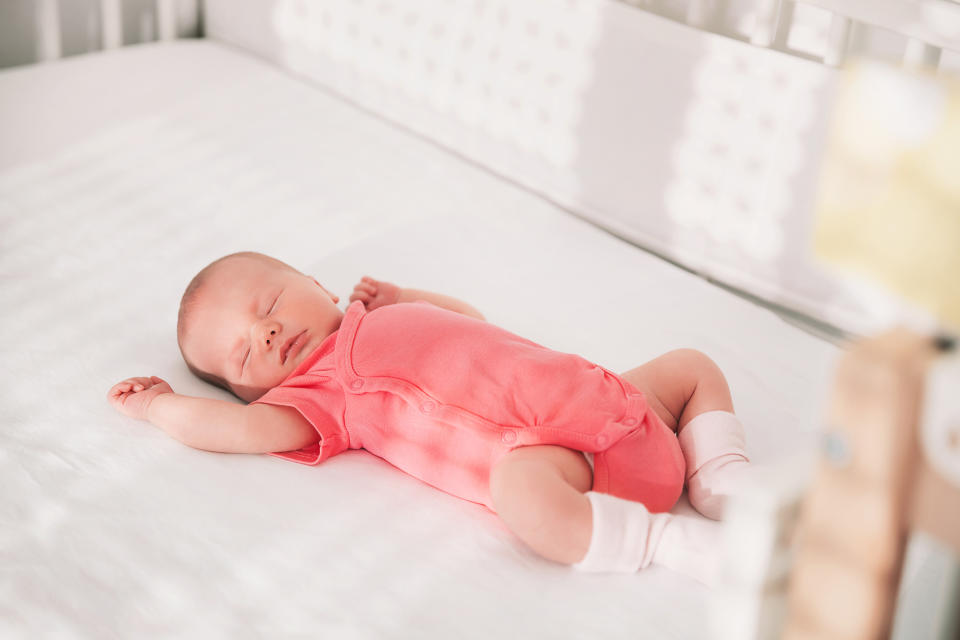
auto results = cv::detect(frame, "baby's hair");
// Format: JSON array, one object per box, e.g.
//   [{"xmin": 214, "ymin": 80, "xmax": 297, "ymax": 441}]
[{"xmin": 177, "ymin": 251, "xmax": 300, "ymax": 397}]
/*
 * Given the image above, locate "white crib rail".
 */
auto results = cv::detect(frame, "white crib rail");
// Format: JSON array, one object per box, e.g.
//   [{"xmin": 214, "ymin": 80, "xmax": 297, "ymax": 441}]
[
  {"xmin": 35, "ymin": 0, "xmax": 61, "ymax": 63},
  {"xmin": 798, "ymin": 0, "xmax": 959, "ymax": 67},
  {"xmin": 749, "ymin": 0, "xmax": 784, "ymax": 48},
  {"xmin": 645, "ymin": 0, "xmax": 960, "ymax": 71},
  {"xmin": 101, "ymin": 0, "xmax": 124, "ymax": 51},
  {"xmin": 31, "ymin": 0, "xmax": 194, "ymax": 64},
  {"xmin": 24, "ymin": 0, "xmax": 960, "ymax": 72}
]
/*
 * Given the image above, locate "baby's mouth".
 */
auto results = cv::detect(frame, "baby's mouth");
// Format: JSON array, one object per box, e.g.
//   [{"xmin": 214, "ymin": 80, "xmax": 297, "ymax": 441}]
[{"xmin": 280, "ymin": 330, "xmax": 306, "ymax": 365}]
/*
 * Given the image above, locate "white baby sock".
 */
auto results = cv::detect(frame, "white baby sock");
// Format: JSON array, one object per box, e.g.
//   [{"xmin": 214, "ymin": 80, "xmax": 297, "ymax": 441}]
[
  {"xmin": 678, "ymin": 410, "xmax": 751, "ymax": 520},
  {"xmin": 573, "ymin": 491, "xmax": 722, "ymax": 587}
]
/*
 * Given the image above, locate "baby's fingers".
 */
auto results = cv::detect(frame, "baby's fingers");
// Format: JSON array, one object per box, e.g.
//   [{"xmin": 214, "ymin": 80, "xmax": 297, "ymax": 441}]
[
  {"xmin": 107, "ymin": 384, "xmax": 134, "ymax": 405},
  {"xmin": 117, "ymin": 380, "xmax": 145, "ymax": 393},
  {"xmin": 127, "ymin": 376, "xmax": 157, "ymax": 390},
  {"xmin": 349, "ymin": 289, "xmax": 371, "ymax": 303},
  {"xmin": 109, "ymin": 377, "xmax": 150, "ymax": 398},
  {"xmin": 110, "ymin": 380, "xmax": 136, "ymax": 392}
]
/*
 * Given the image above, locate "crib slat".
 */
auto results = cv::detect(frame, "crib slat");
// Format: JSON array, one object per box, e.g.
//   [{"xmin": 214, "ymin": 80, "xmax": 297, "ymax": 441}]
[
  {"xmin": 796, "ymin": 0, "xmax": 960, "ymax": 54},
  {"xmin": 35, "ymin": 0, "xmax": 62, "ymax": 62},
  {"xmin": 823, "ymin": 14, "xmax": 852, "ymax": 67},
  {"xmin": 686, "ymin": 0, "xmax": 716, "ymax": 30},
  {"xmin": 750, "ymin": 0, "xmax": 783, "ymax": 48},
  {"xmin": 903, "ymin": 37, "xmax": 942, "ymax": 70},
  {"xmin": 156, "ymin": 0, "xmax": 177, "ymax": 41},
  {"xmin": 100, "ymin": 0, "xmax": 122, "ymax": 50}
]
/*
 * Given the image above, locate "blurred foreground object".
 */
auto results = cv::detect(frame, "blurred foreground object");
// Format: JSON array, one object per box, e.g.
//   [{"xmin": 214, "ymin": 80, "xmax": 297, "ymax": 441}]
[
  {"xmin": 784, "ymin": 331, "xmax": 946, "ymax": 639},
  {"xmin": 813, "ymin": 61, "xmax": 960, "ymax": 333},
  {"xmin": 712, "ymin": 458, "xmax": 810, "ymax": 640},
  {"xmin": 782, "ymin": 62, "xmax": 960, "ymax": 640}
]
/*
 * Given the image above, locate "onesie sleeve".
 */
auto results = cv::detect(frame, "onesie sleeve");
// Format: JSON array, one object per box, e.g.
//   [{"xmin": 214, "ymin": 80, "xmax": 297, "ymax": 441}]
[{"xmin": 252, "ymin": 378, "xmax": 350, "ymax": 466}]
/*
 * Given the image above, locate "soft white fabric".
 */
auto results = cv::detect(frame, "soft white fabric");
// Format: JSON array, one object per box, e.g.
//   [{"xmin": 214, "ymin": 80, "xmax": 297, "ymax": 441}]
[
  {"xmin": 680, "ymin": 411, "xmax": 751, "ymax": 520},
  {"xmin": 654, "ymin": 509, "xmax": 724, "ymax": 589},
  {"xmin": 575, "ymin": 492, "xmax": 722, "ymax": 587},
  {"xmin": 0, "ymin": 41, "xmax": 838, "ymax": 638},
  {"xmin": 574, "ymin": 491, "xmax": 668, "ymax": 573}
]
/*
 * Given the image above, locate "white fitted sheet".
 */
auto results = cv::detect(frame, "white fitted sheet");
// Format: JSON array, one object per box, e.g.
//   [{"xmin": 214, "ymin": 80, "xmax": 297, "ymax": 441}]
[{"xmin": 0, "ymin": 41, "xmax": 838, "ymax": 638}]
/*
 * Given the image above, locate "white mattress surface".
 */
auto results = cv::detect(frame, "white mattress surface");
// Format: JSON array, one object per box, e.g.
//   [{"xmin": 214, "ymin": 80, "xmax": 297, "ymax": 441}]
[{"xmin": 0, "ymin": 41, "xmax": 838, "ymax": 638}]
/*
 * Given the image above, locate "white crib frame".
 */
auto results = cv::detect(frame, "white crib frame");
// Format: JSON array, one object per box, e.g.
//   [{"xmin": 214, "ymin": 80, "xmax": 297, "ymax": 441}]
[
  {"xmin": 20, "ymin": 1, "xmax": 960, "ymax": 638},
  {"xmin": 28, "ymin": 0, "xmax": 960, "ymax": 73},
  {"xmin": 641, "ymin": 0, "xmax": 960, "ymax": 70},
  {"xmin": 33, "ymin": 0, "xmax": 184, "ymax": 63}
]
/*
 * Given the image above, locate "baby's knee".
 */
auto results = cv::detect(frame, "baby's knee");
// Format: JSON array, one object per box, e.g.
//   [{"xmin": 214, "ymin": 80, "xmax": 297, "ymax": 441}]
[
  {"xmin": 669, "ymin": 349, "xmax": 734, "ymax": 421},
  {"xmin": 666, "ymin": 349, "xmax": 727, "ymax": 387},
  {"xmin": 667, "ymin": 348, "xmax": 715, "ymax": 372}
]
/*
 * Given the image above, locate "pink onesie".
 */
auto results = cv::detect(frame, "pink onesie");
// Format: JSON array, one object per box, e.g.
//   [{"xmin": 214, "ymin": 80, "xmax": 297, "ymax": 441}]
[{"xmin": 253, "ymin": 300, "xmax": 685, "ymax": 512}]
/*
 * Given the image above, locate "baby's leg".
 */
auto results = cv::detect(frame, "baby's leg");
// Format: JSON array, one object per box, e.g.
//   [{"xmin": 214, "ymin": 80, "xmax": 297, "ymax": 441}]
[
  {"xmin": 490, "ymin": 445, "xmax": 721, "ymax": 585},
  {"xmin": 620, "ymin": 349, "xmax": 749, "ymax": 520},
  {"xmin": 490, "ymin": 445, "xmax": 593, "ymax": 564},
  {"xmin": 618, "ymin": 348, "xmax": 733, "ymax": 432}
]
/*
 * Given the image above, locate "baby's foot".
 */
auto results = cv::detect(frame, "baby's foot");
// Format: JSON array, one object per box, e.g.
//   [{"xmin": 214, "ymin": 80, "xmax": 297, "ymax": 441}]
[
  {"xmin": 686, "ymin": 455, "xmax": 751, "ymax": 520},
  {"xmin": 678, "ymin": 410, "xmax": 750, "ymax": 520}
]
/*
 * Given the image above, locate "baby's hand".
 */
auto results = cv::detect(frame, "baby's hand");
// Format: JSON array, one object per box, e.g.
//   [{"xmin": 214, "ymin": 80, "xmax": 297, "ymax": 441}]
[
  {"xmin": 107, "ymin": 376, "xmax": 174, "ymax": 422},
  {"xmin": 349, "ymin": 276, "xmax": 401, "ymax": 311}
]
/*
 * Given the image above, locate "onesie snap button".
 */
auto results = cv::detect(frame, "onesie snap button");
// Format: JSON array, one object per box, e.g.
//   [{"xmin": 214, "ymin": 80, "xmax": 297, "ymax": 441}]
[
  {"xmin": 623, "ymin": 417, "xmax": 638, "ymax": 427},
  {"xmin": 350, "ymin": 380, "xmax": 364, "ymax": 390},
  {"xmin": 501, "ymin": 431, "xmax": 517, "ymax": 444},
  {"xmin": 596, "ymin": 434, "xmax": 609, "ymax": 447},
  {"xmin": 420, "ymin": 401, "xmax": 436, "ymax": 414}
]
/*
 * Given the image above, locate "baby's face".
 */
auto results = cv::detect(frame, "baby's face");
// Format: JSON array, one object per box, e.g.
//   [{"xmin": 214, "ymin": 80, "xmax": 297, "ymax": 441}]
[{"xmin": 183, "ymin": 257, "xmax": 343, "ymax": 402}]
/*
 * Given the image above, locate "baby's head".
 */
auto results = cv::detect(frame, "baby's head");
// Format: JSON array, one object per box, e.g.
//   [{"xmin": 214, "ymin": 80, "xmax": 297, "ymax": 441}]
[{"xmin": 177, "ymin": 252, "xmax": 342, "ymax": 402}]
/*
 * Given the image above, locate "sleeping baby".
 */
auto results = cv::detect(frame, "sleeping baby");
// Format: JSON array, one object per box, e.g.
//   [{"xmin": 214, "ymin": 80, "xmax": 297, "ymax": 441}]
[{"xmin": 107, "ymin": 251, "xmax": 751, "ymax": 585}]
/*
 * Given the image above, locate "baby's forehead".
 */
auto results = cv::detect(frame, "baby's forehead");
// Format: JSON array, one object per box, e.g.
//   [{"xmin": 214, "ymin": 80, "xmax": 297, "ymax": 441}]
[
  {"xmin": 207, "ymin": 256, "xmax": 281, "ymax": 287},
  {"xmin": 202, "ymin": 258, "xmax": 298, "ymax": 314},
  {"xmin": 189, "ymin": 264, "xmax": 261, "ymax": 312},
  {"xmin": 218, "ymin": 255, "xmax": 275, "ymax": 276}
]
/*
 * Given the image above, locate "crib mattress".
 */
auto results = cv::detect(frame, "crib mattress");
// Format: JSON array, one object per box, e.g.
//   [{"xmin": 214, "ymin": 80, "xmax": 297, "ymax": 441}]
[{"xmin": 0, "ymin": 41, "xmax": 838, "ymax": 638}]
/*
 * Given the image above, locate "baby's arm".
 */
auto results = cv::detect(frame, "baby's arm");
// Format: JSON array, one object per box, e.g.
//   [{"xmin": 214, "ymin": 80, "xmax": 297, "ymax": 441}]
[
  {"xmin": 350, "ymin": 276, "xmax": 485, "ymax": 320},
  {"xmin": 107, "ymin": 377, "xmax": 317, "ymax": 454}
]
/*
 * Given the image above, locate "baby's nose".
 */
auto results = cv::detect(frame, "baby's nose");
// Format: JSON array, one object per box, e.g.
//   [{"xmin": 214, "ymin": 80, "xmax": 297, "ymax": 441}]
[{"xmin": 265, "ymin": 329, "xmax": 277, "ymax": 346}]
